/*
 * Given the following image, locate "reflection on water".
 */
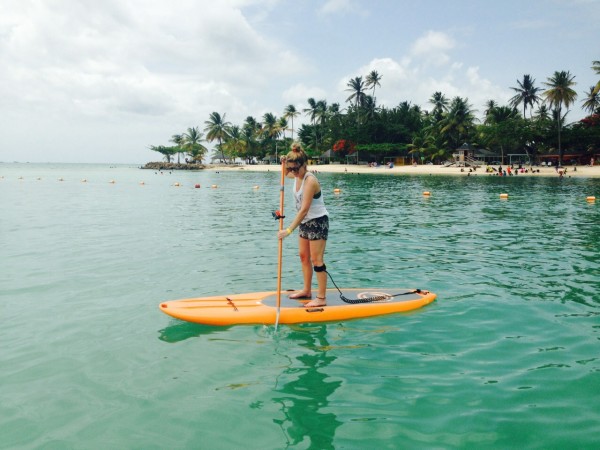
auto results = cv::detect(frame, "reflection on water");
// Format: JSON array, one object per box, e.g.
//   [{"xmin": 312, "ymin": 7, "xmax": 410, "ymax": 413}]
[
  {"xmin": 272, "ymin": 324, "xmax": 342, "ymax": 449},
  {"xmin": 158, "ymin": 320, "xmax": 233, "ymax": 342}
]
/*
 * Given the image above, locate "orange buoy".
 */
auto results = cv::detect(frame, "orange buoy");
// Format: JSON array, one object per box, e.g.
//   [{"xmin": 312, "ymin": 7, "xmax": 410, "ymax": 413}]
[
  {"xmin": 586, "ymin": 196, "xmax": 596, "ymax": 202},
  {"xmin": 211, "ymin": 184, "xmax": 218, "ymax": 189},
  {"xmin": 423, "ymin": 191, "xmax": 431, "ymax": 196},
  {"xmin": 500, "ymin": 193, "xmax": 509, "ymax": 199},
  {"xmin": 252, "ymin": 185, "xmax": 259, "ymax": 190},
  {"xmin": 333, "ymin": 188, "xmax": 341, "ymax": 194}
]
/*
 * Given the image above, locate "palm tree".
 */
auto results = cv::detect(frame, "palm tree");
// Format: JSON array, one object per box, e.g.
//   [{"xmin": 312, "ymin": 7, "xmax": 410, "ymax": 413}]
[
  {"xmin": 223, "ymin": 125, "xmax": 246, "ymax": 161},
  {"xmin": 315, "ymin": 100, "xmax": 328, "ymax": 126},
  {"xmin": 262, "ymin": 112, "xmax": 282, "ymax": 157},
  {"xmin": 183, "ymin": 127, "xmax": 208, "ymax": 163},
  {"xmin": 303, "ymin": 98, "xmax": 319, "ymax": 124},
  {"xmin": 345, "ymin": 76, "xmax": 367, "ymax": 109},
  {"xmin": 484, "ymin": 100, "xmax": 498, "ymax": 122},
  {"xmin": 592, "ymin": 60, "xmax": 600, "ymax": 95},
  {"xmin": 303, "ymin": 98, "xmax": 320, "ymax": 150},
  {"xmin": 543, "ymin": 70, "xmax": 577, "ymax": 165},
  {"xmin": 509, "ymin": 74, "xmax": 542, "ymax": 118},
  {"xmin": 582, "ymin": 86, "xmax": 600, "ymax": 115},
  {"xmin": 283, "ymin": 105, "xmax": 300, "ymax": 140},
  {"xmin": 440, "ymin": 97, "xmax": 476, "ymax": 150},
  {"xmin": 242, "ymin": 116, "xmax": 261, "ymax": 162},
  {"xmin": 262, "ymin": 112, "xmax": 281, "ymax": 140},
  {"xmin": 365, "ymin": 70, "xmax": 382, "ymax": 106},
  {"xmin": 534, "ymin": 104, "xmax": 551, "ymax": 122},
  {"xmin": 428, "ymin": 92, "xmax": 449, "ymax": 122},
  {"xmin": 204, "ymin": 112, "xmax": 231, "ymax": 163},
  {"xmin": 278, "ymin": 116, "xmax": 289, "ymax": 142},
  {"xmin": 170, "ymin": 134, "xmax": 185, "ymax": 163},
  {"xmin": 149, "ymin": 145, "xmax": 176, "ymax": 162}
]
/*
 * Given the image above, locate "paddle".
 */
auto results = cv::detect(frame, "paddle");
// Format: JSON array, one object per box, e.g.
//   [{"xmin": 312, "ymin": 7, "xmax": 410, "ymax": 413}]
[{"xmin": 275, "ymin": 157, "xmax": 285, "ymax": 329}]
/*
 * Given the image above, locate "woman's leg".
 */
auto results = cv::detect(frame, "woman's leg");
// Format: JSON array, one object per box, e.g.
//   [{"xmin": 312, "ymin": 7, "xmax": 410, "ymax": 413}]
[
  {"xmin": 289, "ymin": 237, "xmax": 313, "ymax": 298},
  {"xmin": 304, "ymin": 239, "xmax": 327, "ymax": 307}
]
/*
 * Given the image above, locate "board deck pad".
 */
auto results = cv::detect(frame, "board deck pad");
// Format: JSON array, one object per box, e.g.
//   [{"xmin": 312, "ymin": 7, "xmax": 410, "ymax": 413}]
[
  {"xmin": 262, "ymin": 289, "xmax": 423, "ymax": 307},
  {"xmin": 160, "ymin": 288, "xmax": 436, "ymax": 326}
]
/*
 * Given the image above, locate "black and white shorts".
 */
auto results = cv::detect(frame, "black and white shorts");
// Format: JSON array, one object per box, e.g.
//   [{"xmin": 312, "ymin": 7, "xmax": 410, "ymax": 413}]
[{"xmin": 299, "ymin": 215, "xmax": 329, "ymax": 241}]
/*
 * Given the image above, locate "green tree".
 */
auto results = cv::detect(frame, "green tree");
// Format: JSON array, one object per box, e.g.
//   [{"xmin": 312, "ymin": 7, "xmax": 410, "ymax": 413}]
[
  {"xmin": 183, "ymin": 127, "xmax": 208, "ymax": 162},
  {"xmin": 582, "ymin": 85, "xmax": 600, "ymax": 115},
  {"xmin": 365, "ymin": 70, "xmax": 382, "ymax": 106},
  {"xmin": 439, "ymin": 97, "xmax": 477, "ymax": 150},
  {"xmin": 149, "ymin": 145, "xmax": 176, "ymax": 162},
  {"xmin": 509, "ymin": 74, "xmax": 542, "ymax": 118},
  {"xmin": 303, "ymin": 98, "xmax": 321, "ymax": 151},
  {"xmin": 480, "ymin": 105, "xmax": 521, "ymax": 163},
  {"xmin": 428, "ymin": 91, "xmax": 449, "ymax": 122},
  {"xmin": 170, "ymin": 134, "xmax": 185, "ymax": 163},
  {"xmin": 283, "ymin": 105, "xmax": 300, "ymax": 140},
  {"xmin": 345, "ymin": 76, "xmax": 367, "ymax": 110},
  {"xmin": 242, "ymin": 116, "xmax": 261, "ymax": 162},
  {"xmin": 592, "ymin": 60, "xmax": 600, "ymax": 95},
  {"xmin": 543, "ymin": 70, "xmax": 577, "ymax": 165},
  {"xmin": 204, "ymin": 112, "xmax": 231, "ymax": 163},
  {"xmin": 484, "ymin": 100, "xmax": 498, "ymax": 120},
  {"xmin": 223, "ymin": 125, "xmax": 246, "ymax": 161}
]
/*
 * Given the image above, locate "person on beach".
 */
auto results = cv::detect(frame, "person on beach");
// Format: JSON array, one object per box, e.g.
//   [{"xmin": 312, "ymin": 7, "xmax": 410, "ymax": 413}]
[{"xmin": 277, "ymin": 142, "xmax": 329, "ymax": 307}]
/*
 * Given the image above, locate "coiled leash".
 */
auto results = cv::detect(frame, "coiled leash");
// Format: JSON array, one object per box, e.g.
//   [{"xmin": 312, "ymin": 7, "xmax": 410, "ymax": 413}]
[{"xmin": 323, "ymin": 265, "xmax": 422, "ymax": 304}]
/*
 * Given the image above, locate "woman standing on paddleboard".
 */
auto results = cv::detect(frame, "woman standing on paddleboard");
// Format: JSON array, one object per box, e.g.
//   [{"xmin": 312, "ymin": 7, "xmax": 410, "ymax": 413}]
[{"xmin": 278, "ymin": 142, "xmax": 329, "ymax": 307}]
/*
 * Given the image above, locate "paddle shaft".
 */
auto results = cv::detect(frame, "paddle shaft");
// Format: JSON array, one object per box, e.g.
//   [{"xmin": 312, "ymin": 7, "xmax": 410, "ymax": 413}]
[{"xmin": 275, "ymin": 158, "xmax": 285, "ymax": 328}]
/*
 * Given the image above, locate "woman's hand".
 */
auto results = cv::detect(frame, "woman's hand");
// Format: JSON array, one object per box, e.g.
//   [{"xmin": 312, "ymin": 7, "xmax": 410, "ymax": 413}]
[{"xmin": 277, "ymin": 228, "xmax": 291, "ymax": 240}]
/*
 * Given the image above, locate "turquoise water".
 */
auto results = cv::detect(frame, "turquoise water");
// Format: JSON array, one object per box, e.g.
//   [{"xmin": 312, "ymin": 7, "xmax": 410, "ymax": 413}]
[{"xmin": 1, "ymin": 163, "xmax": 599, "ymax": 449}]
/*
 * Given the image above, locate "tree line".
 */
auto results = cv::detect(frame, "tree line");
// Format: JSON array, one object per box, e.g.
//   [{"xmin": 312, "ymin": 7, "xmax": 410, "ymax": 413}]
[{"xmin": 150, "ymin": 61, "xmax": 600, "ymax": 166}]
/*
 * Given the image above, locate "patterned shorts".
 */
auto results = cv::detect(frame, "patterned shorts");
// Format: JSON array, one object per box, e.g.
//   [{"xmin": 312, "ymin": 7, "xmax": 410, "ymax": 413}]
[{"xmin": 299, "ymin": 215, "xmax": 329, "ymax": 241}]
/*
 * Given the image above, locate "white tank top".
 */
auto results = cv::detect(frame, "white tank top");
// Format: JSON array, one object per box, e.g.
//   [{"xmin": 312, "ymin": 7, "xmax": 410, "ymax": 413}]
[{"xmin": 293, "ymin": 172, "xmax": 328, "ymax": 223}]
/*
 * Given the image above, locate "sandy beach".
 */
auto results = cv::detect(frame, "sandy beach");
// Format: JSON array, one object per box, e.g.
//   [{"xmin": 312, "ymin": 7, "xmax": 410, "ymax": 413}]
[{"xmin": 210, "ymin": 162, "xmax": 600, "ymax": 178}]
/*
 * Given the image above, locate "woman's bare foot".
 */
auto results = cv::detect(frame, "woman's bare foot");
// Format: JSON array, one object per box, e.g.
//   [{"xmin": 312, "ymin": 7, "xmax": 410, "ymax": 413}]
[
  {"xmin": 289, "ymin": 291, "xmax": 312, "ymax": 300},
  {"xmin": 304, "ymin": 296, "xmax": 326, "ymax": 307}
]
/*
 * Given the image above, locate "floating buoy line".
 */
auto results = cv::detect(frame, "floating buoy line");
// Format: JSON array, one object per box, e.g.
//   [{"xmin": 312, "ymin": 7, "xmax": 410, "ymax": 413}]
[{"xmin": 2, "ymin": 175, "xmax": 597, "ymax": 204}]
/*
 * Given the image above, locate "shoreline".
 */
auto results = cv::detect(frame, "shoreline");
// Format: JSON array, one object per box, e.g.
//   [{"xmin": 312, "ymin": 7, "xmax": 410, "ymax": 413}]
[{"xmin": 207, "ymin": 163, "xmax": 600, "ymax": 178}]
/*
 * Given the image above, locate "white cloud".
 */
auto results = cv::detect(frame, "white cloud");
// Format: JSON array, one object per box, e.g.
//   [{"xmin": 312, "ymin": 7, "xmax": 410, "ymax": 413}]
[
  {"xmin": 410, "ymin": 30, "xmax": 456, "ymax": 66},
  {"xmin": 0, "ymin": 0, "xmax": 308, "ymax": 162},
  {"xmin": 336, "ymin": 32, "xmax": 506, "ymax": 117}
]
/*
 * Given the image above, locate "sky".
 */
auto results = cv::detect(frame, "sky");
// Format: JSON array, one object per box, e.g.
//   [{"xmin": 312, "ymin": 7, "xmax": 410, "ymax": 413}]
[{"xmin": 1, "ymin": 0, "xmax": 598, "ymax": 164}]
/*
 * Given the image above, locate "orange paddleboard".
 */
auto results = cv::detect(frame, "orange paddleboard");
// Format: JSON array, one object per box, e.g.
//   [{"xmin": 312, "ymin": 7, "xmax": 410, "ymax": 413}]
[{"xmin": 159, "ymin": 288, "xmax": 436, "ymax": 326}]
